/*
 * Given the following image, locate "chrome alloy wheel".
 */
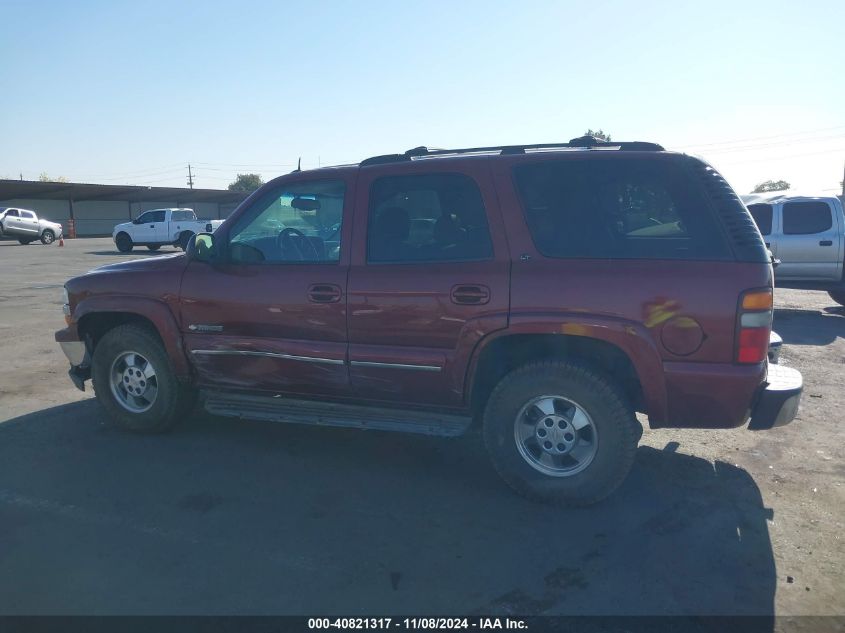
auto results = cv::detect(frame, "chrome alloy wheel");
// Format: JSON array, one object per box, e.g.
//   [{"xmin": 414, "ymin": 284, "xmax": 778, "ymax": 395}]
[
  {"xmin": 514, "ymin": 395, "xmax": 599, "ymax": 477},
  {"xmin": 109, "ymin": 351, "xmax": 158, "ymax": 413}
]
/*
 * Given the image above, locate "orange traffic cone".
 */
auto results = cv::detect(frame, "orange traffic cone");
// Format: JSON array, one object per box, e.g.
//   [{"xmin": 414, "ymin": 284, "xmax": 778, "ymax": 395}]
[{"xmin": 58, "ymin": 236, "xmax": 64, "ymax": 247}]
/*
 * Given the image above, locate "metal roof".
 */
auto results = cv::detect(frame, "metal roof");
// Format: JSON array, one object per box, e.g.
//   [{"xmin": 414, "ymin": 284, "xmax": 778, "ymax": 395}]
[{"xmin": 0, "ymin": 179, "xmax": 249, "ymax": 204}]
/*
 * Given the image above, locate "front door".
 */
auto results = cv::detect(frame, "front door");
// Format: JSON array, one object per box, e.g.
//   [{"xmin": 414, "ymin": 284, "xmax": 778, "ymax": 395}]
[
  {"xmin": 179, "ymin": 175, "xmax": 354, "ymax": 397},
  {"xmin": 347, "ymin": 163, "xmax": 510, "ymax": 409},
  {"xmin": 17, "ymin": 210, "xmax": 40, "ymax": 235},
  {"xmin": 134, "ymin": 210, "xmax": 166, "ymax": 243}
]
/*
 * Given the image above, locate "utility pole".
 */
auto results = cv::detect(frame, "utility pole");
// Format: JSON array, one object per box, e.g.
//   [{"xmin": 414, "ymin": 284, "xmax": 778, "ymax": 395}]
[
  {"xmin": 187, "ymin": 164, "xmax": 194, "ymax": 189},
  {"xmin": 841, "ymin": 159, "xmax": 844, "ymax": 198}
]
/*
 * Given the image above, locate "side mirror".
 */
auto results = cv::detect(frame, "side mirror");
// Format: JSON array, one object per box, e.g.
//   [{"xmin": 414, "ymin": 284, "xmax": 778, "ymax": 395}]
[
  {"xmin": 132, "ymin": 218, "xmax": 141, "ymax": 225},
  {"xmin": 187, "ymin": 232, "xmax": 216, "ymax": 262}
]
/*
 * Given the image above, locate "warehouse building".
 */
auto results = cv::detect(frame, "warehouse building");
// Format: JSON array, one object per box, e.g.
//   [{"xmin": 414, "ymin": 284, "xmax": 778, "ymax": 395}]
[{"xmin": 0, "ymin": 180, "xmax": 249, "ymax": 237}]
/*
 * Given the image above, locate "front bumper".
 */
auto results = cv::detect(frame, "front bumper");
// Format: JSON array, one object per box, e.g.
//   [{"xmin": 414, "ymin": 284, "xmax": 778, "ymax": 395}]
[
  {"xmin": 748, "ymin": 364, "xmax": 802, "ymax": 430},
  {"xmin": 56, "ymin": 327, "xmax": 91, "ymax": 391}
]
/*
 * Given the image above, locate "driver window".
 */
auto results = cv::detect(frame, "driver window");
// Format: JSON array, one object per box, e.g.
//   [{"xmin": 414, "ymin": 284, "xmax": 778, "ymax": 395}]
[{"xmin": 228, "ymin": 179, "xmax": 346, "ymax": 264}]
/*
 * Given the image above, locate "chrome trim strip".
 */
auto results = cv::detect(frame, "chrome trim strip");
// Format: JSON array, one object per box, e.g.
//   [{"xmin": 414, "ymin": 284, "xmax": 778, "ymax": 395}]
[
  {"xmin": 350, "ymin": 360, "xmax": 442, "ymax": 372},
  {"xmin": 190, "ymin": 349, "xmax": 344, "ymax": 366}
]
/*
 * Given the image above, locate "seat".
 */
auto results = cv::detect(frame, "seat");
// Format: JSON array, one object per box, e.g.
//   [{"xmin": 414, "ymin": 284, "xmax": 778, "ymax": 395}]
[{"xmin": 370, "ymin": 206, "xmax": 410, "ymax": 262}]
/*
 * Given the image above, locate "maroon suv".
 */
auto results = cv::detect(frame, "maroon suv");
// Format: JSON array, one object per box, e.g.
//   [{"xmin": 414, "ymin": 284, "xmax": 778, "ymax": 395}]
[{"xmin": 55, "ymin": 137, "xmax": 803, "ymax": 505}]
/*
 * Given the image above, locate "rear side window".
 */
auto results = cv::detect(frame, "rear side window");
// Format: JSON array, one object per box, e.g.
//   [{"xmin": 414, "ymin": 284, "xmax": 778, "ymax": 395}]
[
  {"xmin": 513, "ymin": 158, "xmax": 731, "ymax": 260},
  {"xmin": 367, "ymin": 173, "xmax": 493, "ymax": 263},
  {"xmin": 747, "ymin": 204, "xmax": 773, "ymax": 236},
  {"xmin": 172, "ymin": 210, "xmax": 195, "ymax": 221},
  {"xmin": 782, "ymin": 202, "xmax": 832, "ymax": 235},
  {"xmin": 5, "ymin": 209, "xmax": 19, "ymax": 217}
]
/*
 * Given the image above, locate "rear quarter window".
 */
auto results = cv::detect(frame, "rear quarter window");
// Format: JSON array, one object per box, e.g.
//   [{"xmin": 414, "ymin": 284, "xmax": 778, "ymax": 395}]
[{"xmin": 513, "ymin": 157, "xmax": 732, "ymax": 261}]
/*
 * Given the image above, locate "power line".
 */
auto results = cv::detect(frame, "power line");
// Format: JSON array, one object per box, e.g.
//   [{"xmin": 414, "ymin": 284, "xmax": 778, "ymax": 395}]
[{"xmin": 676, "ymin": 125, "xmax": 845, "ymax": 150}]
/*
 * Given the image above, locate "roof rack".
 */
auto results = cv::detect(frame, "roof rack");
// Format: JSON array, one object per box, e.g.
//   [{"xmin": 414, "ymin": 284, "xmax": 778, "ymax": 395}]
[{"xmin": 360, "ymin": 136, "xmax": 664, "ymax": 166}]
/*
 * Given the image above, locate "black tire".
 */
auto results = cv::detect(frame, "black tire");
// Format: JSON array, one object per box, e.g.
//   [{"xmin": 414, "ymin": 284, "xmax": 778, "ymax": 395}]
[
  {"xmin": 115, "ymin": 232, "xmax": 133, "ymax": 253},
  {"xmin": 91, "ymin": 324, "xmax": 196, "ymax": 433},
  {"xmin": 482, "ymin": 360, "xmax": 640, "ymax": 506},
  {"xmin": 178, "ymin": 231, "xmax": 194, "ymax": 251},
  {"xmin": 828, "ymin": 290, "xmax": 845, "ymax": 307},
  {"xmin": 18, "ymin": 238, "xmax": 33, "ymax": 245},
  {"xmin": 40, "ymin": 229, "xmax": 55, "ymax": 245},
  {"xmin": 147, "ymin": 244, "xmax": 161, "ymax": 251}
]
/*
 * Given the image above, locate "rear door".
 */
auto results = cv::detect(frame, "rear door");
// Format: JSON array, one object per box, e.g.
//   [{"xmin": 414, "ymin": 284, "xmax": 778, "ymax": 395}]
[
  {"xmin": 2, "ymin": 209, "xmax": 22, "ymax": 233},
  {"xmin": 179, "ymin": 174, "xmax": 353, "ymax": 397},
  {"xmin": 347, "ymin": 161, "xmax": 510, "ymax": 409},
  {"xmin": 776, "ymin": 200, "xmax": 841, "ymax": 280}
]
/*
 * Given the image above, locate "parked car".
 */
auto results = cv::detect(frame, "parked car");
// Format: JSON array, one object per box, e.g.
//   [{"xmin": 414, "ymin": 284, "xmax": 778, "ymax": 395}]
[
  {"xmin": 55, "ymin": 137, "xmax": 802, "ymax": 505},
  {"xmin": 0, "ymin": 207, "xmax": 63, "ymax": 244},
  {"xmin": 112, "ymin": 208, "xmax": 224, "ymax": 252},
  {"xmin": 742, "ymin": 193, "xmax": 845, "ymax": 305}
]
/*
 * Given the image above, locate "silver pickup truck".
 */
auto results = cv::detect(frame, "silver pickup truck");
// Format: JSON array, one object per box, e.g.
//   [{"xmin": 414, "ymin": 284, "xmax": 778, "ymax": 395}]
[
  {"xmin": 0, "ymin": 207, "xmax": 63, "ymax": 244},
  {"xmin": 742, "ymin": 193, "xmax": 845, "ymax": 305}
]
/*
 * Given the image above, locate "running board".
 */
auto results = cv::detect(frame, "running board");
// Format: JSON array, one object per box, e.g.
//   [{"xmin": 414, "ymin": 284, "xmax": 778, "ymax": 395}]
[{"xmin": 202, "ymin": 392, "xmax": 472, "ymax": 438}]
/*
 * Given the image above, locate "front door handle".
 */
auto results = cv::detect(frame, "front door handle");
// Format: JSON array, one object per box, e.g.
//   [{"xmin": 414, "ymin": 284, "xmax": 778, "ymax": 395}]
[
  {"xmin": 820, "ymin": 240, "xmax": 833, "ymax": 246},
  {"xmin": 451, "ymin": 284, "xmax": 490, "ymax": 305},
  {"xmin": 308, "ymin": 283, "xmax": 342, "ymax": 303}
]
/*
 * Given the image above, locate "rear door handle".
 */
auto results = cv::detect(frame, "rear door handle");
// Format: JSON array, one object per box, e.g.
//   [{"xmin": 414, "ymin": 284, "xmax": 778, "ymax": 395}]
[
  {"xmin": 820, "ymin": 240, "xmax": 833, "ymax": 246},
  {"xmin": 451, "ymin": 284, "xmax": 490, "ymax": 305},
  {"xmin": 308, "ymin": 283, "xmax": 342, "ymax": 303}
]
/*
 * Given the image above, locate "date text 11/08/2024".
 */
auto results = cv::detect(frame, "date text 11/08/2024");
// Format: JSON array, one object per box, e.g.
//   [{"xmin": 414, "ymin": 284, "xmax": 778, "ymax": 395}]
[{"xmin": 307, "ymin": 617, "xmax": 527, "ymax": 630}]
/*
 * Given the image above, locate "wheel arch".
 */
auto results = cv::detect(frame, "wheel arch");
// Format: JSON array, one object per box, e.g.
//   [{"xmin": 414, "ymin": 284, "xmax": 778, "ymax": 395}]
[
  {"xmin": 466, "ymin": 320, "xmax": 668, "ymax": 424},
  {"xmin": 75, "ymin": 297, "xmax": 191, "ymax": 378}
]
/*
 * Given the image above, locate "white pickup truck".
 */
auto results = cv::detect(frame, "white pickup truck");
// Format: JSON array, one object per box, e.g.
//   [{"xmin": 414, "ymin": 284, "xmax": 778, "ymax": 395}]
[
  {"xmin": 742, "ymin": 193, "xmax": 845, "ymax": 306},
  {"xmin": 112, "ymin": 208, "xmax": 223, "ymax": 253}
]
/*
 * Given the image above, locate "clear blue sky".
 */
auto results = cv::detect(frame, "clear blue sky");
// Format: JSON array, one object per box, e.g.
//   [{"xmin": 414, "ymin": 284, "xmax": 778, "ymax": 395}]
[{"xmin": 2, "ymin": 0, "xmax": 843, "ymax": 194}]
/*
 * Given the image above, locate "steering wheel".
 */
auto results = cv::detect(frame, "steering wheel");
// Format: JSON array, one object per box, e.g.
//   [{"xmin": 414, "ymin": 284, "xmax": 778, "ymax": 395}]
[{"xmin": 277, "ymin": 227, "xmax": 320, "ymax": 261}]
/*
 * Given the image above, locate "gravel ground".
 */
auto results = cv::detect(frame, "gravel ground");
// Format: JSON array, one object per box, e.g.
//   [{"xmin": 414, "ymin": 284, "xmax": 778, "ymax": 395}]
[{"xmin": 0, "ymin": 237, "xmax": 842, "ymax": 617}]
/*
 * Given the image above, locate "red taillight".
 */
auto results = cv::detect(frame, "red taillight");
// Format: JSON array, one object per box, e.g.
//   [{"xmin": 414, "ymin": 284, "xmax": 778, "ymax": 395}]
[{"xmin": 736, "ymin": 289, "xmax": 773, "ymax": 364}]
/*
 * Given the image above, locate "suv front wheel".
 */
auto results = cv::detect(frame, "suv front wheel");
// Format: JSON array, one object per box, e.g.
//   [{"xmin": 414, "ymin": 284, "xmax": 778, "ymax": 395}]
[
  {"xmin": 483, "ymin": 360, "xmax": 640, "ymax": 506},
  {"xmin": 91, "ymin": 324, "xmax": 196, "ymax": 433}
]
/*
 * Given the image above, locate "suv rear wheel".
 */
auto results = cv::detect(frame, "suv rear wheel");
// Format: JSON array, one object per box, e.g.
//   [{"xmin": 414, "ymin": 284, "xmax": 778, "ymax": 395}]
[
  {"xmin": 483, "ymin": 360, "xmax": 640, "ymax": 506},
  {"xmin": 91, "ymin": 324, "xmax": 196, "ymax": 433}
]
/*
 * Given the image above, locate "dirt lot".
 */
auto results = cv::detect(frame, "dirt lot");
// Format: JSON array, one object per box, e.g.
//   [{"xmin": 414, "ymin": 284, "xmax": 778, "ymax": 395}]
[{"xmin": 0, "ymin": 237, "xmax": 843, "ymax": 617}]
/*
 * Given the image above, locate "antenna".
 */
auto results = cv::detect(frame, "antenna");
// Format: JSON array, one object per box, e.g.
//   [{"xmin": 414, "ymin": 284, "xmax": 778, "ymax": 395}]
[{"xmin": 297, "ymin": 157, "xmax": 301, "ymax": 172}]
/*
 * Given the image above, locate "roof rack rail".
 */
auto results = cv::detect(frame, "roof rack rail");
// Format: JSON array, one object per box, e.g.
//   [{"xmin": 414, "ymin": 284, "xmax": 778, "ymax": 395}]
[{"xmin": 359, "ymin": 136, "xmax": 664, "ymax": 166}]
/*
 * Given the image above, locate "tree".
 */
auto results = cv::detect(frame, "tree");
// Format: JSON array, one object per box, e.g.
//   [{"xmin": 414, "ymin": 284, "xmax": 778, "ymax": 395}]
[
  {"xmin": 752, "ymin": 180, "xmax": 790, "ymax": 193},
  {"xmin": 583, "ymin": 129, "xmax": 612, "ymax": 142},
  {"xmin": 228, "ymin": 173, "xmax": 263, "ymax": 192},
  {"xmin": 38, "ymin": 173, "xmax": 68, "ymax": 183}
]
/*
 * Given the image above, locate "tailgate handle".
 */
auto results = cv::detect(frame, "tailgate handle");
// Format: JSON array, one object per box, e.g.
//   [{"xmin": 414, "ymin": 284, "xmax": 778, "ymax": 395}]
[
  {"xmin": 451, "ymin": 284, "xmax": 490, "ymax": 305},
  {"xmin": 819, "ymin": 240, "xmax": 833, "ymax": 246},
  {"xmin": 308, "ymin": 283, "xmax": 342, "ymax": 303}
]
